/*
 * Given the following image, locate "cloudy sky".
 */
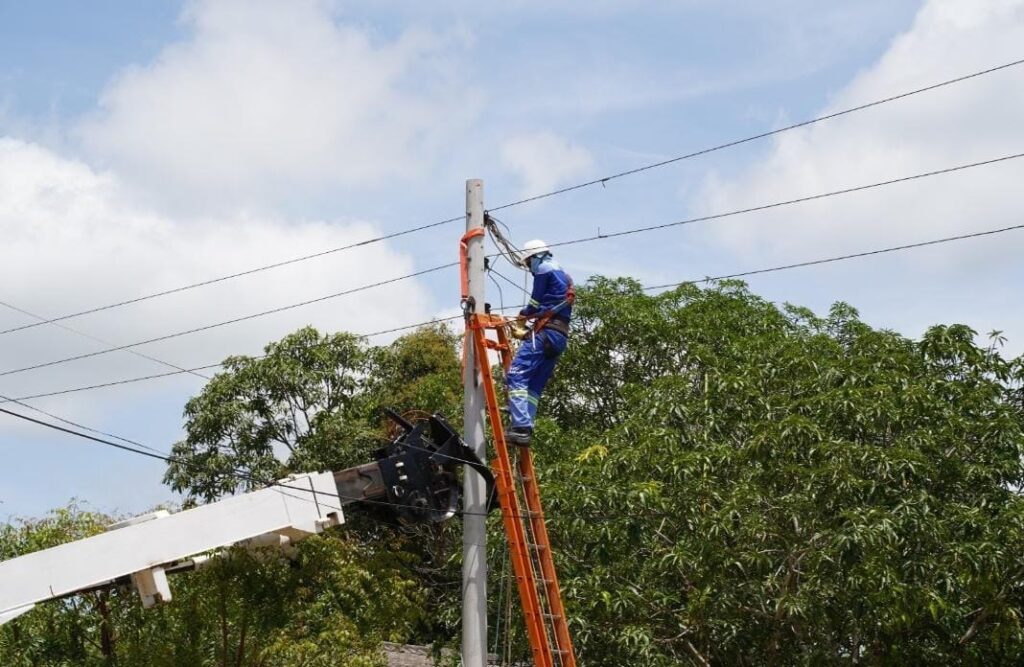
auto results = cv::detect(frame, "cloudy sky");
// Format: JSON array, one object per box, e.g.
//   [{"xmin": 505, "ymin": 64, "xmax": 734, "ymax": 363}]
[{"xmin": 1, "ymin": 0, "xmax": 1022, "ymax": 519}]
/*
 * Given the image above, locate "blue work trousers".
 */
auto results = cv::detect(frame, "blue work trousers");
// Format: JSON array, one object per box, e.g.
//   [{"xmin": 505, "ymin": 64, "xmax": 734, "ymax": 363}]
[{"xmin": 507, "ymin": 329, "xmax": 568, "ymax": 429}]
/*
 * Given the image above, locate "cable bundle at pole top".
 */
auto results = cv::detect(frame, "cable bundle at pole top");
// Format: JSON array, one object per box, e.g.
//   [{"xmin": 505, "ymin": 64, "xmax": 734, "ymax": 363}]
[{"xmin": 0, "ymin": 56, "xmax": 1022, "ymax": 513}]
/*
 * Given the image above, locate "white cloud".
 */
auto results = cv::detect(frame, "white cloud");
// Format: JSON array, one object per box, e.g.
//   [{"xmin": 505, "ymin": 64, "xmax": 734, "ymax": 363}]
[
  {"xmin": 696, "ymin": 0, "xmax": 1024, "ymax": 265},
  {"xmin": 500, "ymin": 132, "xmax": 594, "ymax": 198},
  {"xmin": 76, "ymin": 0, "xmax": 479, "ymax": 211},
  {"xmin": 689, "ymin": 0, "xmax": 1024, "ymax": 354},
  {"xmin": 0, "ymin": 136, "xmax": 435, "ymax": 402}
]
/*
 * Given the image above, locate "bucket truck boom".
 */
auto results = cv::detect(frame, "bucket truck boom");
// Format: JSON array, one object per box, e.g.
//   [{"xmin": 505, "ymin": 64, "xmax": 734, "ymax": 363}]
[{"xmin": 0, "ymin": 413, "xmax": 493, "ymax": 625}]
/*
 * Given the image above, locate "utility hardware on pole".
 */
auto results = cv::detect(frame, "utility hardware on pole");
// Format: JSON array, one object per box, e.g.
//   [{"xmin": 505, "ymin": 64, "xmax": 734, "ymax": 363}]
[{"xmin": 462, "ymin": 178, "xmax": 489, "ymax": 667}]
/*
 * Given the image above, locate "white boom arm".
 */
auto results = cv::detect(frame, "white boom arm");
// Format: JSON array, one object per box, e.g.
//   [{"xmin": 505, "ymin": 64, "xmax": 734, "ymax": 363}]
[
  {"xmin": 0, "ymin": 472, "xmax": 343, "ymax": 625},
  {"xmin": 0, "ymin": 412, "xmax": 490, "ymax": 627}
]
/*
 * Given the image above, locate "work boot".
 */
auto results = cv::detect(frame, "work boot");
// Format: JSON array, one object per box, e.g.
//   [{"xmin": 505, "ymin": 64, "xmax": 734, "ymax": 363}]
[{"xmin": 505, "ymin": 426, "xmax": 533, "ymax": 446}]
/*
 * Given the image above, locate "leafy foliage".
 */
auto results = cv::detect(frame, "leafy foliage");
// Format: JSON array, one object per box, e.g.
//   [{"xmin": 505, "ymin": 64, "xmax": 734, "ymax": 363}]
[
  {"xmin": 0, "ymin": 507, "xmax": 423, "ymax": 666},
  {"xmin": 163, "ymin": 324, "xmax": 461, "ymax": 501},
  {"xmin": 5, "ymin": 279, "xmax": 1024, "ymax": 665},
  {"xmin": 539, "ymin": 278, "xmax": 1024, "ymax": 665}
]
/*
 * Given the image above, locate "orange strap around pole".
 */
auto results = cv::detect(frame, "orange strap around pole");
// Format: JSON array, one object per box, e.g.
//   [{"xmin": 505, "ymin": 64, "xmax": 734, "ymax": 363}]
[{"xmin": 459, "ymin": 227, "xmax": 486, "ymax": 302}]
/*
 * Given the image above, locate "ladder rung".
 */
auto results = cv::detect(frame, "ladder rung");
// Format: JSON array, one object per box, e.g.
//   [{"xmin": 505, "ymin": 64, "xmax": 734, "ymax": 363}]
[
  {"xmin": 526, "ymin": 542, "xmax": 548, "ymax": 550},
  {"xmin": 543, "ymin": 613, "xmax": 563, "ymax": 620},
  {"xmin": 516, "ymin": 474, "xmax": 533, "ymax": 482}
]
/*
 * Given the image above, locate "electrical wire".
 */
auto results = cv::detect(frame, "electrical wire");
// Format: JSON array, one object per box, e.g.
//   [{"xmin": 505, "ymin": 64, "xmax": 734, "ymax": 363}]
[
  {"xmin": 642, "ymin": 221, "xmax": 1024, "ymax": 291},
  {"xmin": 10, "ymin": 211, "xmax": 1023, "ymax": 401},
  {"xmin": 5, "ymin": 362, "xmax": 230, "ymax": 402},
  {"xmin": 489, "ymin": 151, "xmax": 1024, "ymax": 258},
  {"xmin": 13, "ymin": 150, "xmax": 1009, "ymax": 382},
  {"xmin": 487, "ymin": 57, "xmax": 1024, "ymax": 211},
  {"xmin": 0, "ymin": 262, "xmax": 457, "ymax": 378},
  {"xmin": 0, "ymin": 398, "xmax": 680, "ymax": 523},
  {"xmin": 4, "ymin": 57, "xmax": 1019, "ymax": 340},
  {"xmin": 0, "ymin": 217, "xmax": 464, "ymax": 338},
  {"xmin": 0, "ymin": 297, "xmax": 209, "ymax": 380},
  {"xmin": 489, "ymin": 267, "xmax": 531, "ymax": 298},
  {"xmin": 0, "ymin": 392, "xmax": 170, "ymax": 457},
  {"xmin": 11, "ymin": 216, "xmax": 1018, "ymax": 511},
  {"xmin": 0, "ymin": 403, "xmax": 459, "ymax": 517},
  {"xmin": 1, "ymin": 314, "xmax": 470, "ymax": 402}
]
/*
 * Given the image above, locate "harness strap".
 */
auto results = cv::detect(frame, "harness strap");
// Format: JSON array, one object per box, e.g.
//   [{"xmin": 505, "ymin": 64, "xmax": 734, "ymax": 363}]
[
  {"xmin": 532, "ymin": 274, "xmax": 575, "ymax": 333},
  {"xmin": 542, "ymin": 318, "xmax": 570, "ymax": 336}
]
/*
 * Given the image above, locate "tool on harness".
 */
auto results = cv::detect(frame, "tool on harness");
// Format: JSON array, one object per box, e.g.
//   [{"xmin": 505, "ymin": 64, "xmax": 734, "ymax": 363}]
[{"xmin": 509, "ymin": 317, "xmax": 530, "ymax": 340}]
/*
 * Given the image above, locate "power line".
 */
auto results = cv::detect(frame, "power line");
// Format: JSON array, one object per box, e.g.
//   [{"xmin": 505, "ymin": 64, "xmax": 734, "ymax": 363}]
[
  {"xmin": 0, "ymin": 298, "xmax": 209, "ymax": 381},
  {"xmin": 643, "ymin": 221, "xmax": 1024, "ymax": 290},
  {"xmin": 4, "ymin": 362, "xmax": 226, "ymax": 402},
  {"xmin": 15, "ymin": 149, "xmax": 1017, "ymax": 383},
  {"xmin": 3, "ymin": 314, "xmax": 468, "ymax": 402},
  {"xmin": 0, "ymin": 402, "xmax": 652, "ymax": 522},
  {"xmin": 0, "ymin": 392, "xmax": 170, "ymax": 457},
  {"xmin": 499, "ymin": 151, "xmax": 1024, "ymax": 256},
  {"xmin": 4, "ymin": 57, "xmax": 1020, "ymax": 340},
  {"xmin": 0, "ymin": 263, "xmax": 456, "ymax": 379},
  {"xmin": 0, "ymin": 217, "xmax": 464, "ymax": 338},
  {"xmin": 487, "ymin": 57, "xmax": 1024, "ymax": 211},
  {"xmin": 0, "ymin": 405, "xmax": 173, "ymax": 464},
  {"xmin": 0, "ymin": 404, "xmax": 440, "ymax": 517},
  {"xmin": 10, "ymin": 209, "xmax": 1024, "ymax": 402}
]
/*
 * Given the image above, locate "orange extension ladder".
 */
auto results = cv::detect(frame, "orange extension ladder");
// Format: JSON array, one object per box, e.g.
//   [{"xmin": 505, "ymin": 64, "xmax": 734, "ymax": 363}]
[{"xmin": 468, "ymin": 312, "xmax": 577, "ymax": 667}]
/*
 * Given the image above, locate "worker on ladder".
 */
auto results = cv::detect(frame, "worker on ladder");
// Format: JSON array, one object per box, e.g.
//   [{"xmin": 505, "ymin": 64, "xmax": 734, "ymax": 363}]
[{"xmin": 506, "ymin": 240, "xmax": 574, "ymax": 446}]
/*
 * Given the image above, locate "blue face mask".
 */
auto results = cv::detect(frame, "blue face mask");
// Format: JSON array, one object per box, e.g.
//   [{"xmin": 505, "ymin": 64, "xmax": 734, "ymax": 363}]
[{"xmin": 529, "ymin": 254, "xmax": 545, "ymax": 274}]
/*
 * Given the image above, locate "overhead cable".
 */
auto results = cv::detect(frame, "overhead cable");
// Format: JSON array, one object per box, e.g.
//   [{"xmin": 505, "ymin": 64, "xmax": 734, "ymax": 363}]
[
  {"xmin": 0, "ymin": 263, "xmax": 456, "ymax": 378},
  {"xmin": 0, "ymin": 298, "xmax": 209, "ymax": 380},
  {"xmin": 0, "ymin": 403, "xmax": 658, "ymax": 522},
  {"xmin": 0, "ymin": 392, "xmax": 170, "ymax": 457},
  {"xmin": 4, "ymin": 57, "xmax": 1020, "ymax": 338},
  {"xmin": 16, "ymin": 150, "xmax": 1020, "ymax": 382},
  {"xmin": 3, "ymin": 314, "xmax": 468, "ymax": 402},
  {"xmin": 17, "ymin": 217, "xmax": 1023, "ymax": 402},
  {"xmin": 643, "ymin": 222, "xmax": 1024, "ymax": 291},
  {"xmin": 492, "ymin": 151, "xmax": 1024, "ymax": 257},
  {"xmin": 0, "ymin": 217, "xmax": 463, "ymax": 338},
  {"xmin": 487, "ymin": 57, "xmax": 1024, "ymax": 211}
]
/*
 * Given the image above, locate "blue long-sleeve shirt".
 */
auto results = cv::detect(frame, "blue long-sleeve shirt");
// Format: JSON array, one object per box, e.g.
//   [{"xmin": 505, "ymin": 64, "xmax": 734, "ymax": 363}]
[{"xmin": 520, "ymin": 257, "xmax": 573, "ymax": 323}]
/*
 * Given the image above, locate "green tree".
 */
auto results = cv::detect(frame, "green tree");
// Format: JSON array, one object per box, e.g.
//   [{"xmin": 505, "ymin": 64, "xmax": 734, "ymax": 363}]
[
  {"xmin": 162, "ymin": 322, "xmax": 467, "ymax": 654},
  {"xmin": 164, "ymin": 324, "xmax": 461, "ymax": 502},
  {"xmin": 537, "ymin": 278, "xmax": 1024, "ymax": 665},
  {"xmin": 0, "ymin": 506, "xmax": 424, "ymax": 666},
  {"xmin": 8, "ymin": 280, "xmax": 1024, "ymax": 666}
]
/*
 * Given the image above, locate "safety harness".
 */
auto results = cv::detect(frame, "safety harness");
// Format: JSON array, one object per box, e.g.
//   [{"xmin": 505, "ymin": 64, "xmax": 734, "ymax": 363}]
[{"xmin": 529, "ymin": 274, "xmax": 575, "ymax": 335}]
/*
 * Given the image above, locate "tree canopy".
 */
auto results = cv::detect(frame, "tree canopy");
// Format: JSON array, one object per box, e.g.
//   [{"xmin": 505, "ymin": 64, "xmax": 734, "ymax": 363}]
[{"xmin": 4, "ymin": 278, "xmax": 1024, "ymax": 665}]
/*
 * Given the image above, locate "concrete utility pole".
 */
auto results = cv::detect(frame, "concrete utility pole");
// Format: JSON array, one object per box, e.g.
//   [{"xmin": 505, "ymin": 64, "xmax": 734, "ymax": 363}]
[{"xmin": 462, "ymin": 178, "xmax": 488, "ymax": 667}]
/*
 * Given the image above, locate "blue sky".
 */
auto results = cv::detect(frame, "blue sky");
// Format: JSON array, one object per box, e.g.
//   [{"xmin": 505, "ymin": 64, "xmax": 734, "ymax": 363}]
[{"xmin": 1, "ymin": 0, "xmax": 1022, "ymax": 520}]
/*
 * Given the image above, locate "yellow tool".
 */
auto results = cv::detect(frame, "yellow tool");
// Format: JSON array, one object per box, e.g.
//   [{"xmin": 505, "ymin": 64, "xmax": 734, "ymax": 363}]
[{"xmin": 508, "ymin": 317, "xmax": 530, "ymax": 340}]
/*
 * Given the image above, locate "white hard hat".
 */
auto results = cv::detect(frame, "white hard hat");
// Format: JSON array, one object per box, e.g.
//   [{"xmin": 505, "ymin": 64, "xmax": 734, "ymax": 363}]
[{"xmin": 522, "ymin": 239, "xmax": 551, "ymax": 260}]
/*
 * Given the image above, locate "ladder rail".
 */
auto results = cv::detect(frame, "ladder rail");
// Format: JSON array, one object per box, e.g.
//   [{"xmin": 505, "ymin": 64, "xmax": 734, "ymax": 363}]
[
  {"xmin": 471, "ymin": 321, "xmax": 554, "ymax": 667},
  {"xmin": 469, "ymin": 314, "xmax": 578, "ymax": 667},
  {"xmin": 519, "ymin": 450, "xmax": 575, "ymax": 665}
]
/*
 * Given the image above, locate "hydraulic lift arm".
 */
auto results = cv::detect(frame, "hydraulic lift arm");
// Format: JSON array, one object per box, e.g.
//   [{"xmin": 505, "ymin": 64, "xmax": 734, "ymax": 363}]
[{"xmin": 0, "ymin": 413, "xmax": 493, "ymax": 625}]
